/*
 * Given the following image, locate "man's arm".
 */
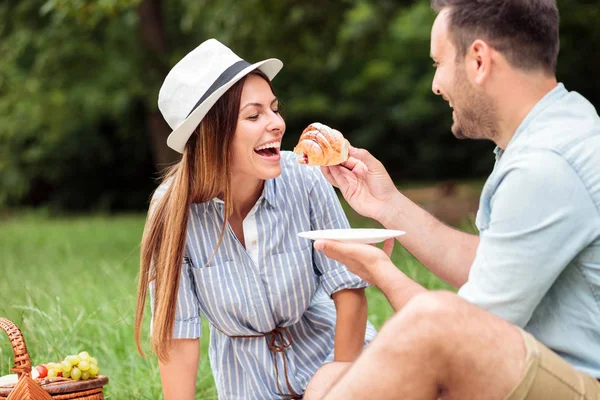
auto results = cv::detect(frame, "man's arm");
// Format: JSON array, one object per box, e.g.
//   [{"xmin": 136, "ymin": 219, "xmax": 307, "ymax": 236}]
[
  {"xmin": 314, "ymin": 239, "xmax": 426, "ymax": 312},
  {"xmin": 376, "ymin": 258, "xmax": 428, "ymax": 310},
  {"xmin": 322, "ymin": 146, "xmax": 479, "ymax": 289},
  {"xmin": 379, "ymin": 192, "xmax": 479, "ymax": 289},
  {"xmin": 459, "ymin": 151, "xmax": 599, "ymax": 326}
]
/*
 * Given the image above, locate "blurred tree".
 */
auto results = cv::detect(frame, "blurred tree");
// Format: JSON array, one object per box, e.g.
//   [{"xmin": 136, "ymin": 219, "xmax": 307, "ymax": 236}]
[
  {"xmin": 0, "ymin": 0, "xmax": 159, "ymax": 210},
  {"xmin": 138, "ymin": 0, "xmax": 179, "ymax": 167},
  {"xmin": 0, "ymin": 0, "xmax": 598, "ymax": 210}
]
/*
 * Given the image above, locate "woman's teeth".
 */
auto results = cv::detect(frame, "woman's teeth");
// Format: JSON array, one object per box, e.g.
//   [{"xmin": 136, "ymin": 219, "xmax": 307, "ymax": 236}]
[
  {"xmin": 254, "ymin": 141, "xmax": 281, "ymax": 151},
  {"xmin": 254, "ymin": 141, "xmax": 281, "ymax": 158}
]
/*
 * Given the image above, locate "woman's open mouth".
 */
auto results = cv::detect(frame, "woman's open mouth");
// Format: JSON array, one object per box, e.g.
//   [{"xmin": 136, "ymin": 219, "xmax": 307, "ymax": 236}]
[{"xmin": 254, "ymin": 141, "xmax": 281, "ymax": 161}]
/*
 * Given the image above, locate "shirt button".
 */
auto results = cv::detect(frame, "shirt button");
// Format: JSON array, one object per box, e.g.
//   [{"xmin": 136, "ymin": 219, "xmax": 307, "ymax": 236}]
[{"xmin": 252, "ymin": 240, "xmax": 257, "ymax": 246}]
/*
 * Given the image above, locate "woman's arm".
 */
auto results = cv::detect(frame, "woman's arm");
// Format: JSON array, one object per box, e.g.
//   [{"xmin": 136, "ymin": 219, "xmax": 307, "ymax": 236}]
[
  {"xmin": 331, "ymin": 288, "xmax": 368, "ymax": 361},
  {"xmin": 159, "ymin": 338, "xmax": 200, "ymax": 400}
]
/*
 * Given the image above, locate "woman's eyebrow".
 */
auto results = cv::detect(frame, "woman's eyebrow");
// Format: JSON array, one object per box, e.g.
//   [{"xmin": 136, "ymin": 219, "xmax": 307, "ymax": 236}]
[
  {"xmin": 240, "ymin": 98, "xmax": 279, "ymax": 111},
  {"xmin": 240, "ymin": 102, "xmax": 263, "ymax": 111}
]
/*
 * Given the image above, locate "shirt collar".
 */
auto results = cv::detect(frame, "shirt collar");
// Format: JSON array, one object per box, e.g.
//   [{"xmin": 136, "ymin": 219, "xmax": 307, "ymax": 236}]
[
  {"xmin": 211, "ymin": 179, "xmax": 277, "ymax": 208},
  {"xmin": 493, "ymin": 146, "xmax": 504, "ymax": 161},
  {"xmin": 262, "ymin": 178, "xmax": 277, "ymax": 208}
]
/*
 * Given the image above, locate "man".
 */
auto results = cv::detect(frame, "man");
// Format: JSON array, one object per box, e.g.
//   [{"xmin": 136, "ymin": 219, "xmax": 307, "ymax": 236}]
[{"xmin": 304, "ymin": 0, "xmax": 600, "ymax": 399}]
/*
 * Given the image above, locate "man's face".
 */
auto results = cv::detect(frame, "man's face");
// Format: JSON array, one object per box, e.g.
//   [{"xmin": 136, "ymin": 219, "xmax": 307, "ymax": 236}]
[{"xmin": 430, "ymin": 9, "xmax": 498, "ymax": 140}]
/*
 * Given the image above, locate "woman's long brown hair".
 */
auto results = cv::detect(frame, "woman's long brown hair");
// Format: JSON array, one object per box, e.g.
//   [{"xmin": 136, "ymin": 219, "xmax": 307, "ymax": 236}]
[{"xmin": 134, "ymin": 70, "xmax": 273, "ymax": 362}]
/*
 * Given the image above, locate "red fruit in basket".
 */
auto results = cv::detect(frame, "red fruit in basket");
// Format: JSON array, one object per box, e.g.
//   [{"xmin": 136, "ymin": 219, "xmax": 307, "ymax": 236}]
[{"xmin": 35, "ymin": 365, "xmax": 48, "ymax": 378}]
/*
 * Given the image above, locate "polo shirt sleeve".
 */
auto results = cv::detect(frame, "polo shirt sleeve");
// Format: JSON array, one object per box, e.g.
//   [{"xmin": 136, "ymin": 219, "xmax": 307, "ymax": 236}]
[
  {"xmin": 307, "ymin": 167, "xmax": 370, "ymax": 296},
  {"xmin": 458, "ymin": 150, "xmax": 599, "ymax": 327}
]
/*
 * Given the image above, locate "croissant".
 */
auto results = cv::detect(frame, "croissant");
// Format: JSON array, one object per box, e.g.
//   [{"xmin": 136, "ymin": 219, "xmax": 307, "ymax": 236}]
[{"xmin": 293, "ymin": 122, "xmax": 350, "ymax": 166}]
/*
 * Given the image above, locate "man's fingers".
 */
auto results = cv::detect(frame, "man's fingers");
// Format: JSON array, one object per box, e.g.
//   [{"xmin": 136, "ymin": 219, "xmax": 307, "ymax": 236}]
[
  {"xmin": 340, "ymin": 156, "xmax": 360, "ymax": 171},
  {"xmin": 382, "ymin": 238, "xmax": 394, "ymax": 258},
  {"xmin": 314, "ymin": 239, "xmax": 376, "ymax": 261},
  {"xmin": 348, "ymin": 146, "xmax": 383, "ymax": 171},
  {"xmin": 313, "ymin": 239, "xmax": 359, "ymax": 263},
  {"xmin": 331, "ymin": 160, "xmax": 368, "ymax": 184},
  {"xmin": 320, "ymin": 166, "xmax": 337, "ymax": 187},
  {"xmin": 328, "ymin": 166, "xmax": 352, "ymax": 190},
  {"xmin": 314, "ymin": 239, "xmax": 344, "ymax": 262}
]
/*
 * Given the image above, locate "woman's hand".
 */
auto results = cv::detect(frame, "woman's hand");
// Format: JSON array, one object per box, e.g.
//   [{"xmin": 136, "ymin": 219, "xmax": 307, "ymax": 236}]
[{"xmin": 320, "ymin": 146, "xmax": 399, "ymax": 223}]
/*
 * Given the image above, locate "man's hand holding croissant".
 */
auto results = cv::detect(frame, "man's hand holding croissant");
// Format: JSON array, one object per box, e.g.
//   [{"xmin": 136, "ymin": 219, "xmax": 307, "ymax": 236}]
[
  {"xmin": 293, "ymin": 122, "xmax": 400, "ymax": 223},
  {"xmin": 321, "ymin": 146, "xmax": 400, "ymax": 223}
]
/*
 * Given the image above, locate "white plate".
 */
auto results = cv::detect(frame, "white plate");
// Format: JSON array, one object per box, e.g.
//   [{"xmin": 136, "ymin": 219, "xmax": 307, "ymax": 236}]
[{"xmin": 298, "ymin": 228, "xmax": 405, "ymax": 244}]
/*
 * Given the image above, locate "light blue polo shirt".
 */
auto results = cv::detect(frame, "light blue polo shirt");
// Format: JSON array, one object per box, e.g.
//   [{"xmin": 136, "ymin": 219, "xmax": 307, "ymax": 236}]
[{"xmin": 459, "ymin": 83, "xmax": 600, "ymax": 378}]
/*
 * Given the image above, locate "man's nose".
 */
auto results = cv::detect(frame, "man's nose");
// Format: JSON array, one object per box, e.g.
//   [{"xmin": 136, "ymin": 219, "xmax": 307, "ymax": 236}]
[
  {"xmin": 432, "ymin": 71, "xmax": 442, "ymax": 95},
  {"xmin": 432, "ymin": 80, "xmax": 442, "ymax": 96}
]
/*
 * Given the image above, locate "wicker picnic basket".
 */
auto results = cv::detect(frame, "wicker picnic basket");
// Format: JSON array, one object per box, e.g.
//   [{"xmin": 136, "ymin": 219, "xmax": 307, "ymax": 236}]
[{"xmin": 0, "ymin": 318, "xmax": 108, "ymax": 400}]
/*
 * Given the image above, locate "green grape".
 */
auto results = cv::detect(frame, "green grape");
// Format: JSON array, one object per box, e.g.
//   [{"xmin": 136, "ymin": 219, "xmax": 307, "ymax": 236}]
[
  {"xmin": 78, "ymin": 360, "xmax": 90, "ymax": 371},
  {"xmin": 90, "ymin": 357, "xmax": 98, "ymax": 366},
  {"xmin": 66, "ymin": 355, "xmax": 81, "ymax": 366},
  {"xmin": 47, "ymin": 368, "xmax": 58, "ymax": 378},
  {"xmin": 78, "ymin": 352, "xmax": 91, "ymax": 362},
  {"xmin": 61, "ymin": 360, "xmax": 72, "ymax": 372},
  {"xmin": 62, "ymin": 369, "xmax": 71, "ymax": 378},
  {"xmin": 81, "ymin": 371, "xmax": 90, "ymax": 380},
  {"xmin": 71, "ymin": 367, "xmax": 82, "ymax": 381},
  {"xmin": 88, "ymin": 364, "xmax": 99, "ymax": 377}
]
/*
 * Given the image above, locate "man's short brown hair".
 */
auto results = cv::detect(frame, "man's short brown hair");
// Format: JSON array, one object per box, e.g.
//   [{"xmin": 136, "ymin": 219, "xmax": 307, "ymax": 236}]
[{"xmin": 431, "ymin": 0, "xmax": 559, "ymax": 74}]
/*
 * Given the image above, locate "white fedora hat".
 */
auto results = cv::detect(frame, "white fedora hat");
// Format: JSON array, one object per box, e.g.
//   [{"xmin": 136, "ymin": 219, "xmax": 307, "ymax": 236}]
[{"xmin": 158, "ymin": 38, "xmax": 283, "ymax": 153}]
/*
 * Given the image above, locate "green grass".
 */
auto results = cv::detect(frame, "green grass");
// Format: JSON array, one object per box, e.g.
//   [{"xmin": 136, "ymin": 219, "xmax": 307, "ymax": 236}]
[{"xmin": 0, "ymin": 207, "xmax": 457, "ymax": 398}]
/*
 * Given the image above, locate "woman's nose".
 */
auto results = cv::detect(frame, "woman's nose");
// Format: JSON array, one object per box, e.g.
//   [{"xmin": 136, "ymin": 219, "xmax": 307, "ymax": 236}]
[{"xmin": 268, "ymin": 112, "xmax": 285, "ymax": 133}]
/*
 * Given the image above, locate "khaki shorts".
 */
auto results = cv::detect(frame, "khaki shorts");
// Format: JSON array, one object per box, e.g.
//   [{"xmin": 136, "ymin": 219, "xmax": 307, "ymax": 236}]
[{"xmin": 504, "ymin": 330, "xmax": 600, "ymax": 400}]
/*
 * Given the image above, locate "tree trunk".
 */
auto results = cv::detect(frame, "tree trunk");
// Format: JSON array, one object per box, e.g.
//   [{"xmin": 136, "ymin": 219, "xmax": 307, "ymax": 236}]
[
  {"xmin": 138, "ymin": 0, "xmax": 179, "ymax": 168},
  {"xmin": 148, "ymin": 111, "xmax": 178, "ymax": 171}
]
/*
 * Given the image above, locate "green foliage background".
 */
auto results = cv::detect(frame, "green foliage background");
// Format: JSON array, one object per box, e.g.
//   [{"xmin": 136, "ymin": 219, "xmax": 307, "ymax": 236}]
[{"xmin": 1, "ymin": 0, "xmax": 598, "ymax": 210}]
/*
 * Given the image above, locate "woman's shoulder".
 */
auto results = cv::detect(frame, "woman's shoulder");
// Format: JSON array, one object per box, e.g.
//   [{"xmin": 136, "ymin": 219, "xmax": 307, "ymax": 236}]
[
  {"xmin": 149, "ymin": 178, "xmax": 208, "ymax": 212},
  {"xmin": 145, "ymin": 178, "xmax": 171, "ymax": 216},
  {"xmin": 152, "ymin": 180, "xmax": 170, "ymax": 201}
]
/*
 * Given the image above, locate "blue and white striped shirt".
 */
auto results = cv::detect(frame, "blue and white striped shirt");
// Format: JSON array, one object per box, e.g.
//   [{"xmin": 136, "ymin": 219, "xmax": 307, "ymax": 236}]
[{"xmin": 151, "ymin": 151, "xmax": 376, "ymax": 399}]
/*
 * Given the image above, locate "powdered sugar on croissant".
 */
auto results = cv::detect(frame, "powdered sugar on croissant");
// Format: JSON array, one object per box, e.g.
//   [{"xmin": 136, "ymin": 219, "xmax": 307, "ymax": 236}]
[{"xmin": 293, "ymin": 122, "xmax": 350, "ymax": 166}]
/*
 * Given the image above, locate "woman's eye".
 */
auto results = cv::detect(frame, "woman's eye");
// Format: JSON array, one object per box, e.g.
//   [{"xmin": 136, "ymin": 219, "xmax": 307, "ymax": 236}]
[
  {"xmin": 248, "ymin": 114, "xmax": 258, "ymax": 120},
  {"xmin": 273, "ymin": 109, "xmax": 280, "ymax": 114}
]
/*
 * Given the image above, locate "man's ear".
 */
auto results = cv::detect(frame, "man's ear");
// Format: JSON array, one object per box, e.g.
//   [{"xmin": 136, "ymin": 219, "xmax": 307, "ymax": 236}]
[{"xmin": 467, "ymin": 39, "xmax": 492, "ymax": 86}]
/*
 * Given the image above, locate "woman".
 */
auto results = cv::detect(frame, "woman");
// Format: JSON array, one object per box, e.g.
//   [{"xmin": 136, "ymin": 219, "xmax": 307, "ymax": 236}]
[{"xmin": 134, "ymin": 39, "xmax": 376, "ymax": 399}]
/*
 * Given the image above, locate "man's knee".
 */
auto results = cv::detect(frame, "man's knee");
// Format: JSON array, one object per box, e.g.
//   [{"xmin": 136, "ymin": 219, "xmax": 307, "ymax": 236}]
[
  {"xmin": 378, "ymin": 291, "xmax": 467, "ymax": 353},
  {"xmin": 304, "ymin": 362, "xmax": 351, "ymax": 400},
  {"xmin": 388, "ymin": 291, "xmax": 460, "ymax": 330}
]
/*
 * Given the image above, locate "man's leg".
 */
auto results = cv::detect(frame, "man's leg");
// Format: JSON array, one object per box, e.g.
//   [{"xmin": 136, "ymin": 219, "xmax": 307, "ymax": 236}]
[
  {"xmin": 321, "ymin": 291, "xmax": 527, "ymax": 400},
  {"xmin": 304, "ymin": 362, "xmax": 351, "ymax": 400}
]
